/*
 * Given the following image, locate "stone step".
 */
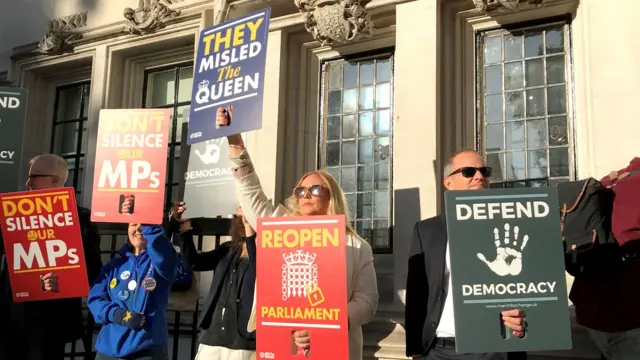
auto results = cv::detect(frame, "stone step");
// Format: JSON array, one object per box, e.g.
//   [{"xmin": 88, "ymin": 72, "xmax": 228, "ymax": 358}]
[
  {"xmin": 528, "ymin": 356, "xmax": 599, "ymax": 360},
  {"xmin": 360, "ymin": 310, "xmax": 601, "ymax": 360},
  {"xmin": 364, "ymin": 323, "xmax": 405, "ymax": 347},
  {"xmin": 363, "ymin": 309, "xmax": 406, "ymax": 350},
  {"xmin": 362, "ymin": 312, "xmax": 407, "ymax": 360},
  {"xmin": 368, "ymin": 309, "xmax": 406, "ymax": 325},
  {"xmin": 363, "ymin": 345, "xmax": 599, "ymax": 360},
  {"xmin": 363, "ymin": 345, "xmax": 409, "ymax": 360}
]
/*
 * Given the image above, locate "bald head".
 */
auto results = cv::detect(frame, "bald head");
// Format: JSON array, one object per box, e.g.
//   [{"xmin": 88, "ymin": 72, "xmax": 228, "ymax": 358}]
[
  {"xmin": 443, "ymin": 150, "xmax": 490, "ymax": 191},
  {"xmin": 26, "ymin": 154, "xmax": 69, "ymax": 190},
  {"xmin": 443, "ymin": 149, "xmax": 479, "ymax": 178}
]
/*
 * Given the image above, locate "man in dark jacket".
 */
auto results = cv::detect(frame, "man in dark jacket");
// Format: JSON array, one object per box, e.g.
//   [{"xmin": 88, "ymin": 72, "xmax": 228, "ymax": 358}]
[
  {"xmin": 405, "ymin": 150, "xmax": 527, "ymax": 360},
  {"xmin": 0, "ymin": 153, "xmax": 103, "ymax": 360}
]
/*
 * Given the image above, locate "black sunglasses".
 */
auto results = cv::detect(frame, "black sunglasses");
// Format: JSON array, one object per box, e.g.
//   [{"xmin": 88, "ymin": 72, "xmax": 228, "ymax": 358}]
[
  {"xmin": 448, "ymin": 166, "xmax": 492, "ymax": 178},
  {"xmin": 293, "ymin": 185, "xmax": 325, "ymax": 198}
]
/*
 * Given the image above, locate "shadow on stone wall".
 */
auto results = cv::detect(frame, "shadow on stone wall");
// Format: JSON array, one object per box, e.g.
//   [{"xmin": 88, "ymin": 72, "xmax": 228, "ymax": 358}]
[{"xmin": 363, "ymin": 187, "xmax": 422, "ymax": 358}]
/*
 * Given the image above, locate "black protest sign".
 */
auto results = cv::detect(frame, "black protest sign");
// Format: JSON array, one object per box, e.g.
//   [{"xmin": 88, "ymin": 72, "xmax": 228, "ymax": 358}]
[
  {"xmin": 445, "ymin": 187, "xmax": 572, "ymax": 353},
  {"xmin": 0, "ymin": 87, "xmax": 28, "ymax": 193}
]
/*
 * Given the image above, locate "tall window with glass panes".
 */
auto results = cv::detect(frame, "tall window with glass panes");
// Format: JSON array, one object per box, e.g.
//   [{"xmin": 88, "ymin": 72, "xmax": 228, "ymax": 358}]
[
  {"xmin": 51, "ymin": 82, "xmax": 91, "ymax": 203},
  {"xmin": 320, "ymin": 54, "xmax": 394, "ymax": 253},
  {"xmin": 478, "ymin": 22, "xmax": 575, "ymax": 188},
  {"xmin": 142, "ymin": 63, "xmax": 194, "ymax": 210}
]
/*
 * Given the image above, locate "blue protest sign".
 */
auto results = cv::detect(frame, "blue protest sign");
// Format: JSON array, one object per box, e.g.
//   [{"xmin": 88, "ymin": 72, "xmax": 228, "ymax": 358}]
[{"xmin": 187, "ymin": 8, "xmax": 271, "ymax": 144}]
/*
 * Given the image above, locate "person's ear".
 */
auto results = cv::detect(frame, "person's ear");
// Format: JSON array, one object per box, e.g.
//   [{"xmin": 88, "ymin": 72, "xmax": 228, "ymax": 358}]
[
  {"xmin": 52, "ymin": 175, "xmax": 62, "ymax": 186},
  {"xmin": 443, "ymin": 176, "xmax": 452, "ymax": 190}
]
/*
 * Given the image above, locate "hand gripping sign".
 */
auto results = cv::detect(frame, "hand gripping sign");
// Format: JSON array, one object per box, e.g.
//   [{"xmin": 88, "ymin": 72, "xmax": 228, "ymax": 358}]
[
  {"xmin": 91, "ymin": 109, "xmax": 170, "ymax": 224},
  {"xmin": 256, "ymin": 215, "xmax": 349, "ymax": 360},
  {"xmin": 0, "ymin": 188, "xmax": 89, "ymax": 302}
]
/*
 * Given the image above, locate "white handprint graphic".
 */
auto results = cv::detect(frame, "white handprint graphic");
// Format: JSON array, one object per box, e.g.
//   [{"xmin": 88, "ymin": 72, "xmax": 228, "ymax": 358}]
[
  {"xmin": 477, "ymin": 223, "xmax": 529, "ymax": 276},
  {"xmin": 194, "ymin": 139, "xmax": 223, "ymax": 165}
]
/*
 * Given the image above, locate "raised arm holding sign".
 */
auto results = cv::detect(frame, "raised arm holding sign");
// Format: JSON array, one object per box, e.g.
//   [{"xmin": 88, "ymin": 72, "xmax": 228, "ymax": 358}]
[{"xmin": 224, "ymin": 127, "xmax": 378, "ymax": 360}]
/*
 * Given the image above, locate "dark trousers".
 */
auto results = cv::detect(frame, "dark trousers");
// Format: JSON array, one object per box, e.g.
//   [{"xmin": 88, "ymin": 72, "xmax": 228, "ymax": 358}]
[
  {"xmin": 96, "ymin": 347, "xmax": 169, "ymax": 360},
  {"xmin": 425, "ymin": 346, "xmax": 506, "ymax": 360},
  {"xmin": 423, "ymin": 338, "xmax": 526, "ymax": 360},
  {"xmin": 587, "ymin": 328, "xmax": 640, "ymax": 360},
  {"xmin": 0, "ymin": 336, "xmax": 66, "ymax": 360}
]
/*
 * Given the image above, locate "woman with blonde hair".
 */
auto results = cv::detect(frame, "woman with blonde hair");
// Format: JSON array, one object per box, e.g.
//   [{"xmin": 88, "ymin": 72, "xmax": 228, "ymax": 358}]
[{"xmin": 219, "ymin": 106, "xmax": 379, "ymax": 360}]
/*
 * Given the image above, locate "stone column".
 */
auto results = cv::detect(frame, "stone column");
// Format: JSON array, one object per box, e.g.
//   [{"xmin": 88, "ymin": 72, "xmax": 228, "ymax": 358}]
[
  {"xmin": 245, "ymin": 30, "xmax": 287, "ymax": 203},
  {"xmin": 81, "ymin": 45, "xmax": 109, "ymax": 208},
  {"xmin": 392, "ymin": 0, "xmax": 441, "ymax": 308}
]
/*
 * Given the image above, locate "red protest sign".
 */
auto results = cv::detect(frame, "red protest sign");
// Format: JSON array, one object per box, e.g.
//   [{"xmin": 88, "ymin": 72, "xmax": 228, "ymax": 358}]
[
  {"xmin": 0, "ymin": 188, "xmax": 89, "ymax": 302},
  {"xmin": 256, "ymin": 215, "xmax": 348, "ymax": 359},
  {"xmin": 91, "ymin": 109, "xmax": 170, "ymax": 224}
]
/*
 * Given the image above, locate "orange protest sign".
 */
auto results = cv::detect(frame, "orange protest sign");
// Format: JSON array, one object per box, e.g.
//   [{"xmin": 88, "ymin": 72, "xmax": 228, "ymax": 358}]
[
  {"xmin": 90, "ymin": 109, "xmax": 170, "ymax": 224},
  {"xmin": 256, "ymin": 215, "xmax": 348, "ymax": 359},
  {"xmin": 0, "ymin": 188, "xmax": 88, "ymax": 302}
]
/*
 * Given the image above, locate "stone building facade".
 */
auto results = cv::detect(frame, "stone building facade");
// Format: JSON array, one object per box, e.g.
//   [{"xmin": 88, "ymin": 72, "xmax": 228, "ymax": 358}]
[{"xmin": 2, "ymin": 0, "xmax": 639, "ymax": 358}]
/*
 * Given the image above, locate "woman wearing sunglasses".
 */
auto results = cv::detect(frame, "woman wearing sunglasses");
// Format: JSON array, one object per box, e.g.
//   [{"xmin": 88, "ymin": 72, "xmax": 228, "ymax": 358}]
[{"xmin": 219, "ymin": 106, "xmax": 379, "ymax": 360}]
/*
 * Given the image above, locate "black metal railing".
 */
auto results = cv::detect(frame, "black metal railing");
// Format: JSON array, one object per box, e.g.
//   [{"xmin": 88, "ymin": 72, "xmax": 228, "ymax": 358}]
[
  {"xmin": 490, "ymin": 177, "xmax": 551, "ymax": 189},
  {"xmin": 64, "ymin": 218, "xmax": 232, "ymax": 360}
]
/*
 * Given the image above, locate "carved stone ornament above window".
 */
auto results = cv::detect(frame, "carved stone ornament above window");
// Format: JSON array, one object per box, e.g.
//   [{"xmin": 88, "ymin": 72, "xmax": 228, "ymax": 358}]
[
  {"xmin": 123, "ymin": 0, "xmax": 180, "ymax": 36},
  {"xmin": 294, "ymin": 0, "xmax": 374, "ymax": 46},
  {"xmin": 35, "ymin": 12, "xmax": 88, "ymax": 56},
  {"xmin": 472, "ymin": 0, "xmax": 545, "ymax": 13},
  {"xmin": 0, "ymin": 71, "xmax": 11, "ymax": 86}
]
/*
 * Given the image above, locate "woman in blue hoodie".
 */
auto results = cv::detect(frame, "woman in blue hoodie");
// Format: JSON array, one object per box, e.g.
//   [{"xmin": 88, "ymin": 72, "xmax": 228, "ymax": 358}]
[{"xmin": 88, "ymin": 203, "xmax": 178, "ymax": 360}]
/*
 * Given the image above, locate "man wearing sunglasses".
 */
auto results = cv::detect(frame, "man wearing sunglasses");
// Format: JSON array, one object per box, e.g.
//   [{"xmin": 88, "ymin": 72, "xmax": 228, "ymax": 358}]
[
  {"xmin": 405, "ymin": 150, "xmax": 527, "ymax": 360},
  {"xmin": 0, "ymin": 154, "xmax": 103, "ymax": 360}
]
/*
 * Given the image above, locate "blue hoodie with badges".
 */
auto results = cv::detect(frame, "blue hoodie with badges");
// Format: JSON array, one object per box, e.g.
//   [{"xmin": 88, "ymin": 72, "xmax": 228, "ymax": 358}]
[{"xmin": 88, "ymin": 225, "xmax": 178, "ymax": 357}]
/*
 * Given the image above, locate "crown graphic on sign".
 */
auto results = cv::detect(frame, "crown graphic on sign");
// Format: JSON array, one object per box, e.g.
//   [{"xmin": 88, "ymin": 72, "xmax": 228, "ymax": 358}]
[
  {"xmin": 283, "ymin": 250, "xmax": 316, "ymax": 266},
  {"xmin": 198, "ymin": 79, "xmax": 210, "ymax": 89}
]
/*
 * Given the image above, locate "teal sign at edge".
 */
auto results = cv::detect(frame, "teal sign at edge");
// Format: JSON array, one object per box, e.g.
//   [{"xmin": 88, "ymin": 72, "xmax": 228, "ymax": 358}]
[
  {"xmin": 0, "ymin": 86, "xmax": 28, "ymax": 193},
  {"xmin": 445, "ymin": 187, "xmax": 572, "ymax": 353}
]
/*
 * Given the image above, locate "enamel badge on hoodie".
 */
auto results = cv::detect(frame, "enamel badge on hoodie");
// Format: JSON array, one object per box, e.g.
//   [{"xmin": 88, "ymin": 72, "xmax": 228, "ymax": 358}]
[{"xmin": 88, "ymin": 225, "xmax": 178, "ymax": 358}]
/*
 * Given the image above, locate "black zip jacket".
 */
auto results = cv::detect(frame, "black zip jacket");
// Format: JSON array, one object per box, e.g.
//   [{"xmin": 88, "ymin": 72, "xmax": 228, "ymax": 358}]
[{"xmin": 178, "ymin": 230, "xmax": 256, "ymax": 340}]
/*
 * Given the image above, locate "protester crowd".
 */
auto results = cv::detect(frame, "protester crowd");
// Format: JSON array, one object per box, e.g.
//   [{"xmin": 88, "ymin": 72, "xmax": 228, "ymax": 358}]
[{"xmin": 0, "ymin": 107, "xmax": 637, "ymax": 360}]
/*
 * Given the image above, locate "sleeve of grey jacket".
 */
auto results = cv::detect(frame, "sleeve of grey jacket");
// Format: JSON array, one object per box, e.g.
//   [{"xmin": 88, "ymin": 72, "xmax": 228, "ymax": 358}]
[
  {"xmin": 229, "ymin": 149, "xmax": 276, "ymax": 229},
  {"xmin": 347, "ymin": 238, "xmax": 379, "ymax": 328}
]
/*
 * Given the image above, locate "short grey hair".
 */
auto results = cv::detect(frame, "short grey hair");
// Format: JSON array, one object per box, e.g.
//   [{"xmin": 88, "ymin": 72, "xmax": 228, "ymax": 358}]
[
  {"xmin": 29, "ymin": 154, "xmax": 69, "ymax": 185},
  {"xmin": 443, "ymin": 148, "xmax": 479, "ymax": 178}
]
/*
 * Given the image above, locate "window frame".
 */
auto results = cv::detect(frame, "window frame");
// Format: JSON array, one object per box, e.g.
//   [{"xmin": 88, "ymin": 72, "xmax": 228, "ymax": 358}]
[
  {"xmin": 474, "ymin": 16, "xmax": 577, "ymax": 188},
  {"xmin": 318, "ymin": 49, "xmax": 395, "ymax": 254},
  {"xmin": 50, "ymin": 81, "xmax": 91, "ymax": 199},
  {"xmin": 141, "ymin": 61, "xmax": 194, "ymax": 211}
]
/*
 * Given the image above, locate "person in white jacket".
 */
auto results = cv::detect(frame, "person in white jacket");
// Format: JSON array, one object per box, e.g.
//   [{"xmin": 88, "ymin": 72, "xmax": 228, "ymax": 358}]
[{"xmin": 220, "ymin": 106, "xmax": 379, "ymax": 360}]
